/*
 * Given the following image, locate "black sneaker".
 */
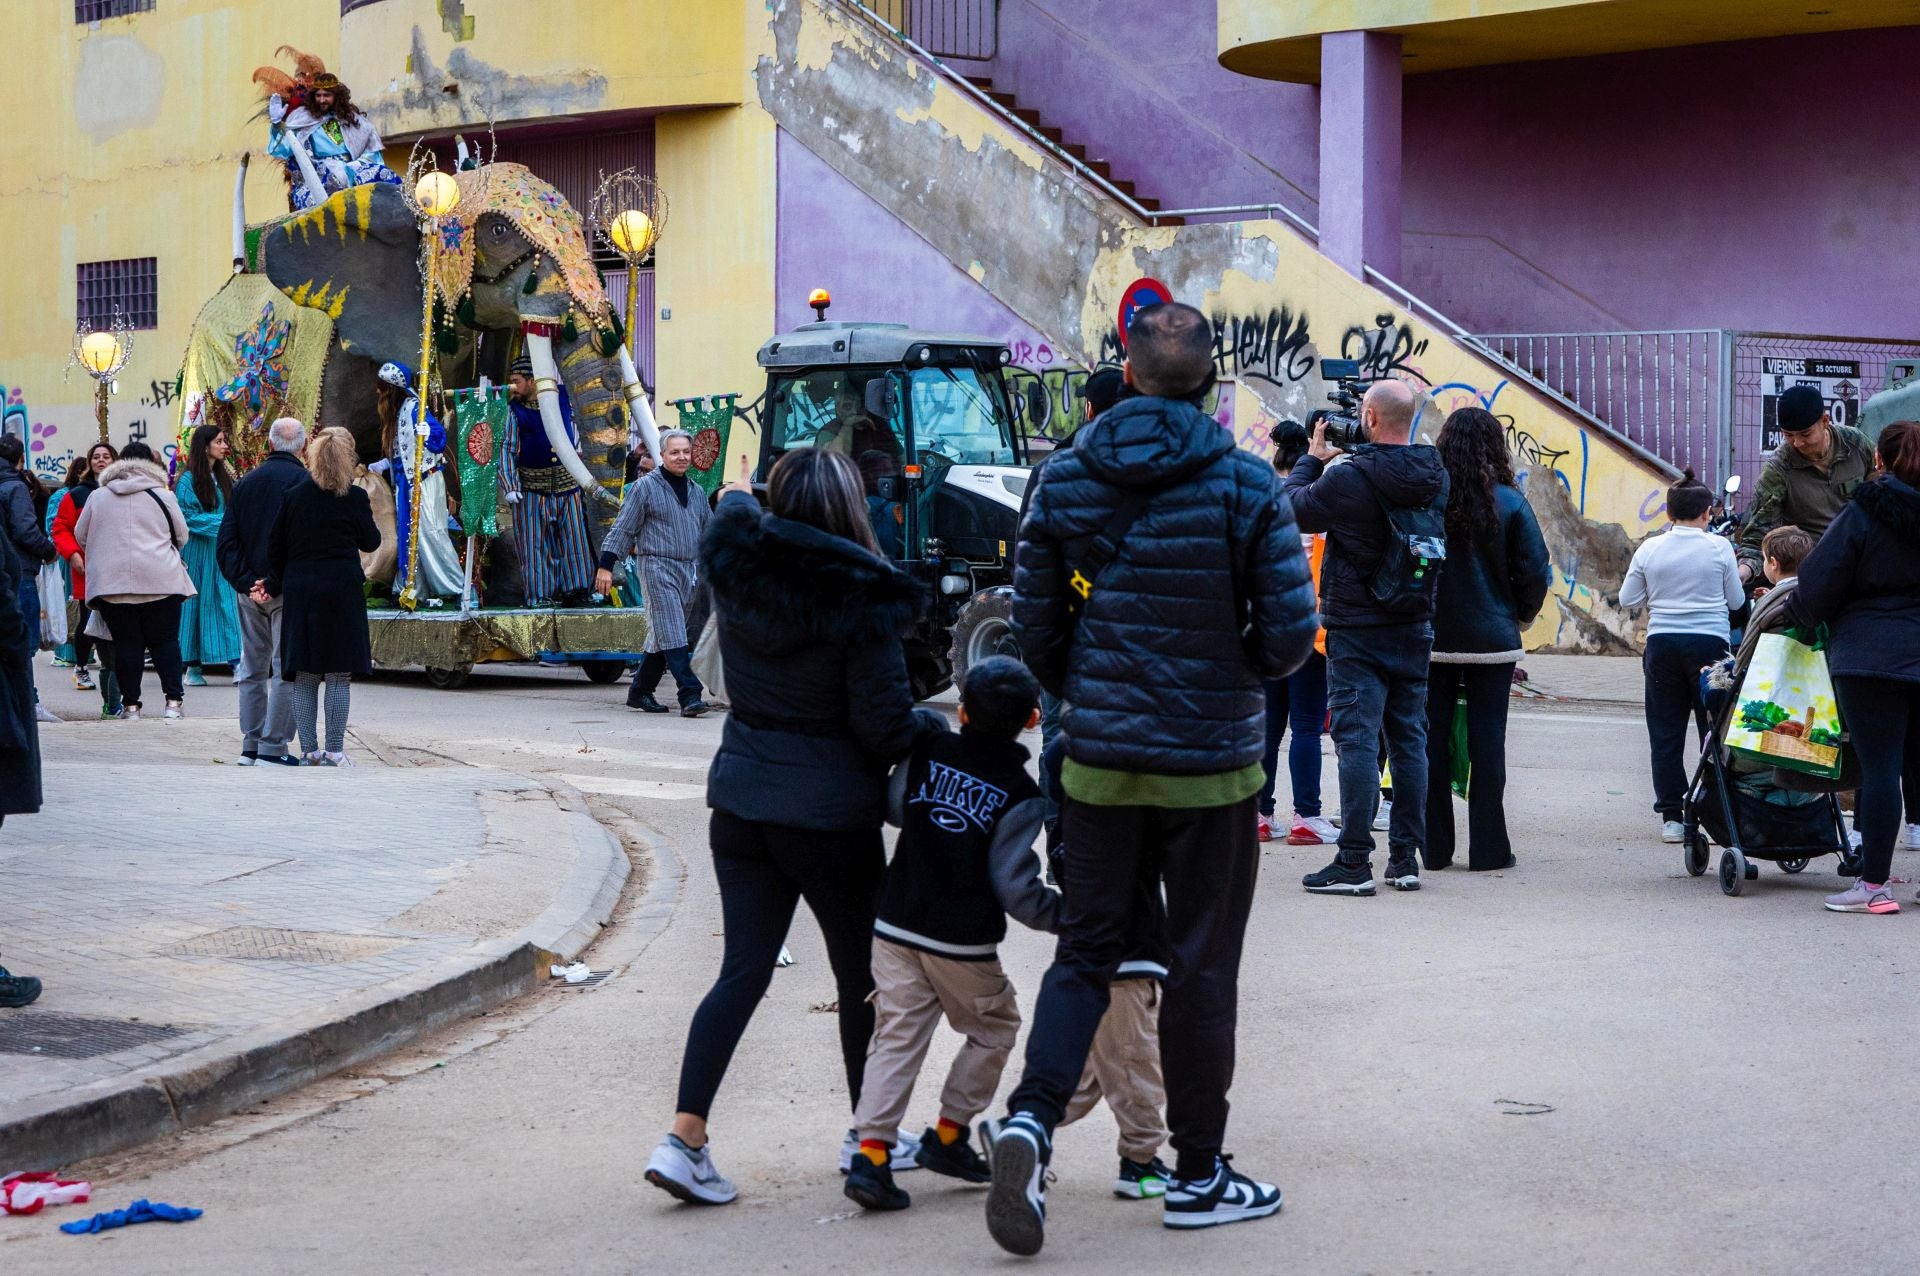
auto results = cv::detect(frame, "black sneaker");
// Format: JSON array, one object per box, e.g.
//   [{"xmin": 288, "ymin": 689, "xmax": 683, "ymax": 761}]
[
  {"xmin": 1383, "ymin": 855, "xmax": 1421, "ymax": 891},
  {"xmin": 628, "ymin": 693, "xmax": 670, "ymax": 714},
  {"xmin": 1114, "ymin": 1154, "xmax": 1173, "ymax": 1199},
  {"xmin": 1302, "ymin": 857, "xmax": 1375, "ymax": 896},
  {"xmin": 844, "ymin": 1155, "xmax": 912, "ymax": 1211},
  {"xmin": 680, "ymin": 699, "xmax": 711, "ymax": 719},
  {"xmin": 1162, "ymin": 1155, "xmax": 1282, "ymax": 1230},
  {"xmin": 984, "ymin": 1113, "xmax": 1050, "ymax": 1257},
  {"xmin": 0, "ymin": 967, "xmax": 42, "ymax": 1009},
  {"xmin": 915, "ymin": 1126, "xmax": 991, "ymax": 1183}
]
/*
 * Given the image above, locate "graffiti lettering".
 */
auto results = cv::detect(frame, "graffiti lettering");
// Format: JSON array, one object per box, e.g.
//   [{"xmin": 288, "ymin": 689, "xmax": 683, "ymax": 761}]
[
  {"xmin": 1005, "ymin": 365, "xmax": 1097, "ymax": 440},
  {"xmin": 140, "ymin": 379, "xmax": 179, "ymax": 410},
  {"xmin": 1342, "ymin": 314, "xmax": 1430, "ymax": 384},
  {"xmin": 1505, "ymin": 422, "xmax": 1571, "ymax": 474},
  {"xmin": 1212, "ymin": 309, "xmax": 1313, "ymax": 389}
]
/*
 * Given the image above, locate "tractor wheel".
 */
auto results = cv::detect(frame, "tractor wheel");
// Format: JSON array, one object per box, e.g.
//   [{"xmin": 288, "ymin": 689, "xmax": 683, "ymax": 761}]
[{"xmin": 949, "ymin": 587, "xmax": 1019, "ymax": 687}]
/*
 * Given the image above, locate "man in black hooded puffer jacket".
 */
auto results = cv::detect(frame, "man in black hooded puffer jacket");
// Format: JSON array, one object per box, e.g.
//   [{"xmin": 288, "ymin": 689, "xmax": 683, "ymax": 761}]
[{"xmin": 982, "ymin": 303, "xmax": 1317, "ymax": 1255}]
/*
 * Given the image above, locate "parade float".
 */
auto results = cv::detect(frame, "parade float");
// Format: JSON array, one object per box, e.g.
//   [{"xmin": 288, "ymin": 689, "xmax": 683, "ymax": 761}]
[{"xmin": 168, "ymin": 51, "xmax": 681, "ymax": 687}]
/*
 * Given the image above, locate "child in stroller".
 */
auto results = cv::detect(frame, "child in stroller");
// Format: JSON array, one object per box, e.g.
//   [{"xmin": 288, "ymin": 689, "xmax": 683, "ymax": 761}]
[{"xmin": 1687, "ymin": 538, "xmax": 1861, "ymax": 895}]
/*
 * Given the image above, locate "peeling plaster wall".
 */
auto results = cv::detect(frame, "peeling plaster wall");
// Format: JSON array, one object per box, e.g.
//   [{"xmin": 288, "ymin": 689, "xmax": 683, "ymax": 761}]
[
  {"xmin": 758, "ymin": 0, "xmax": 1670, "ymax": 650},
  {"xmin": 341, "ymin": 0, "xmax": 744, "ymax": 138}
]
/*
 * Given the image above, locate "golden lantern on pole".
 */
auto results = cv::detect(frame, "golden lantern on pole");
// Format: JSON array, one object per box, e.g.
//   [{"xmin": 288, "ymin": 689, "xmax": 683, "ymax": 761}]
[
  {"xmin": 394, "ymin": 141, "xmax": 483, "ymax": 612},
  {"xmin": 589, "ymin": 169, "xmax": 668, "ymax": 355},
  {"xmin": 69, "ymin": 315, "xmax": 134, "ymax": 442}
]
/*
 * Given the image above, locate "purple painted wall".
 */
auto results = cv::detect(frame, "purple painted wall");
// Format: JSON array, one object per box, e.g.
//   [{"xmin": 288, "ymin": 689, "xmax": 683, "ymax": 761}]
[
  {"xmin": 973, "ymin": 2, "xmax": 1920, "ymax": 340},
  {"xmin": 776, "ymin": 129, "xmax": 1052, "ymax": 343}
]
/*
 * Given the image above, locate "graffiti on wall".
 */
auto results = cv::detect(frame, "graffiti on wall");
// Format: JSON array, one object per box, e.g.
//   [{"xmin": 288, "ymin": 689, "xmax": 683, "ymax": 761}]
[{"xmin": 0, "ymin": 381, "xmax": 178, "ymax": 483}]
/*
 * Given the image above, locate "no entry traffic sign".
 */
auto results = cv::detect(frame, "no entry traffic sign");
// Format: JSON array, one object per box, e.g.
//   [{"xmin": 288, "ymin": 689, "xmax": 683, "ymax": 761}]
[{"xmin": 1117, "ymin": 278, "xmax": 1173, "ymax": 350}]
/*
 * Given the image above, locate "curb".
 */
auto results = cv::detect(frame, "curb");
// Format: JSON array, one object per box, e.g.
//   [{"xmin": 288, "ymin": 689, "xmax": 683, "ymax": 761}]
[{"xmin": 0, "ymin": 776, "xmax": 629, "ymax": 1172}]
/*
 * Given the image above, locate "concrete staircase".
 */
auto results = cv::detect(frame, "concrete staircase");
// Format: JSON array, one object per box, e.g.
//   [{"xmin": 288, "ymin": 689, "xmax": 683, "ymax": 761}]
[{"xmin": 758, "ymin": 0, "xmax": 1673, "ymax": 651}]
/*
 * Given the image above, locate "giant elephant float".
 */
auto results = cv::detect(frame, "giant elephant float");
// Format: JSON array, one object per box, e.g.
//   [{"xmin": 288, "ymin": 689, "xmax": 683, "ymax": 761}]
[{"xmin": 203, "ymin": 161, "xmax": 657, "ymax": 585}]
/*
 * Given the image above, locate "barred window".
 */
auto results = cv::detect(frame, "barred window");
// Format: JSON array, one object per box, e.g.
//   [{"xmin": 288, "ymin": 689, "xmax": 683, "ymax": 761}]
[
  {"xmin": 77, "ymin": 259, "xmax": 158, "ymax": 330},
  {"xmin": 76, "ymin": 0, "xmax": 154, "ymax": 20}
]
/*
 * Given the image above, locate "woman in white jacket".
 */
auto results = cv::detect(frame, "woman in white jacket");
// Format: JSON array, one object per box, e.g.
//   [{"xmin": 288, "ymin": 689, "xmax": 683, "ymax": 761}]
[{"xmin": 73, "ymin": 443, "xmax": 197, "ymax": 720}]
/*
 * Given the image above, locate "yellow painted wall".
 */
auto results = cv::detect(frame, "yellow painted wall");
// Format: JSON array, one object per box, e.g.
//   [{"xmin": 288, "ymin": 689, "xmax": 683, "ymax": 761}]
[
  {"xmin": 1219, "ymin": 0, "xmax": 1920, "ymax": 81},
  {"xmin": 0, "ymin": 0, "xmax": 337, "ymax": 481},
  {"xmin": 341, "ymin": 0, "xmax": 745, "ymax": 140},
  {"xmin": 653, "ymin": 107, "xmax": 776, "ymax": 482}
]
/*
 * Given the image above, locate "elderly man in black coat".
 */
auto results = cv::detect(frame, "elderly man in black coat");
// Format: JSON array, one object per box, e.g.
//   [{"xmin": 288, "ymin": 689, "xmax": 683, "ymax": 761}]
[{"xmin": 982, "ymin": 303, "xmax": 1318, "ymax": 1255}]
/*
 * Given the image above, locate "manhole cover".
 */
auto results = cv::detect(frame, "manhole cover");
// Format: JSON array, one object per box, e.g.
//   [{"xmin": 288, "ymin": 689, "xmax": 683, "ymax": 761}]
[
  {"xmin": 0, "ymin": 1012, "xmax": 188, "ymax": 1060},
  {"xmin": 168, "ymin": 927, "xmax": 402, "ymax": 964}
]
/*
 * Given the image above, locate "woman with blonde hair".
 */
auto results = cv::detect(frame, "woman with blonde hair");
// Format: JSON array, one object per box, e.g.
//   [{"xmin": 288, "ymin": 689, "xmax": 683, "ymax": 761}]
[{"xmin": 260, "ymin": 427, "xmax": 380, "ymax": 765}]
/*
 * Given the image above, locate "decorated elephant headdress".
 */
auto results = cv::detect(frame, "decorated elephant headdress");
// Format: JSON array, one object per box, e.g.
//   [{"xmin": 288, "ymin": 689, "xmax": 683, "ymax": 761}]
[{"xmin": 431, "ymin": 163, "xmax": 610, "ymax": 322}]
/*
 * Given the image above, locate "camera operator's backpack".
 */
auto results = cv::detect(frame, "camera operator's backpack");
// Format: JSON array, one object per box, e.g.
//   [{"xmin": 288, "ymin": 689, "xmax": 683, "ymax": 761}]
[{"xmin": 1351, "ymin": 469, "xmax": 1447, "ymax": 616}]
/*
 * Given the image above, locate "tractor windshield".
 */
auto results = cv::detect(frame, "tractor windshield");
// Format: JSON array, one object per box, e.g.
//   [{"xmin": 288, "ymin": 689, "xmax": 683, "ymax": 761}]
[{"xmin": 908, "ymin": 365, "xmax": 1017, "ymax": 467}]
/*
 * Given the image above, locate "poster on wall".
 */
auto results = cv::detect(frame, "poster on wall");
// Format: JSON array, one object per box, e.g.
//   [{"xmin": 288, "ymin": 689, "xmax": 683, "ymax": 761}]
[{"xmin": 1761, "ymin": 357, "xmax": 1860, "ymax": 449}]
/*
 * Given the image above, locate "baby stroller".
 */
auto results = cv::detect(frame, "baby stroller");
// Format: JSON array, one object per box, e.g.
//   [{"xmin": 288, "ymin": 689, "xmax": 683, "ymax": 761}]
[{"xmin": 1682, "ymin": 582, "xmax": 1861, "ymax": 896}]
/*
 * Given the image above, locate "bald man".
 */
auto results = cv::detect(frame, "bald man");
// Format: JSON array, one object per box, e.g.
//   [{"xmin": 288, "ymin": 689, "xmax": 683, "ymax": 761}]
[{"xmin": 1282, "ymin": 378, "xmax": 1449, "ymax": 897}]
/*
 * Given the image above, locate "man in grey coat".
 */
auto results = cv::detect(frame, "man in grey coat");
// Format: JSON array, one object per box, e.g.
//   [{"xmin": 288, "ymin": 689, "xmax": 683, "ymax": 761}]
[{"xmin": 595, "ymin": 430, "xmax": 712, "ymax": 717}]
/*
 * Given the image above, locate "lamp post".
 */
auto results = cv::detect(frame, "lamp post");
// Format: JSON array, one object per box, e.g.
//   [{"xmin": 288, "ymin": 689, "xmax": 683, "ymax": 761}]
[
  {"xmin": 71, "ymin": 318, "xmax": 133, "ymax": 443},
  {"xmin": 589, "ymin": 170, "xmax": 667, "ymax": 371},
  {"xmin": 396, "ymin": 154, "xmax": 467, "ymax": 612}
]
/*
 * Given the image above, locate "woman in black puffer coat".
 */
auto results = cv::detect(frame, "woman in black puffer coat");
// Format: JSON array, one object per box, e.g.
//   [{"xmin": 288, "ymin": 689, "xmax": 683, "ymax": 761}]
[
  {"xmin": 1424, "ymin": 408, "xmax": 1552, "ymax": 871},
  {"xmin": 1792, "ymin": 420, "xmax": 1920, "ymax": 914},
  {"xmin": 646, "ymin": 448, "xmax": 944, "ymax": 1205}
]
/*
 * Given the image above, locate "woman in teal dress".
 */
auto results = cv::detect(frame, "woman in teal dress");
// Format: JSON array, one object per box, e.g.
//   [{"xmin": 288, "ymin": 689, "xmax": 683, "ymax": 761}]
[{"xmin": 175, "ymin": 423, "xmax": 242, "ymax": 683}]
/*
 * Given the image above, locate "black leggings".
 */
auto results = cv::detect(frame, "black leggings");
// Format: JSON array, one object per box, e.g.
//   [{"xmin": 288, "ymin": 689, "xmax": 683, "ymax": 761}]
[
  {"xmin": 674, "ymin": 809, "xmax": 885, "ymax": 1121},
  {"xmin": 95, "ymin": 597, "xmax": 185, "ymax": 709},
  {"xmin": 1835, "ymin": 676, "xmax": 1920, "ymax": 884}
]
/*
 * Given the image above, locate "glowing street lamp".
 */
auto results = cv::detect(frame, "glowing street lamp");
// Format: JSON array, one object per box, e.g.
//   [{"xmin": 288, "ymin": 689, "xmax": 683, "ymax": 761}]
[
  {"xmin": 590, "ymin": 170, "xmax": 669, "ymax": 353},
  {"xmin": 69, "ymin": 316, "xmax": 133, "ymax": 442}
]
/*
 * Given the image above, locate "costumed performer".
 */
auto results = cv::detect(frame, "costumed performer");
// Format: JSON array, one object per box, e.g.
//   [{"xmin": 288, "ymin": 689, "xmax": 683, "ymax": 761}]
[
  {"xmin": 256, "ymin": 53, "xmax": 398, "ymax": 211},
  {"xmin": 370, "ymin": 361, "xmax": 464, "ymax": 604},
  {"xmin": 594, "ymin": 430, "xmax": 710, "ymax": 717},
  {"xmin": 174, "ymin": 422, "xmax": 243, "ymax": 683},
  {"xmin": 505, "ymin": 355, "xmax": 597, "ymax": 606}
]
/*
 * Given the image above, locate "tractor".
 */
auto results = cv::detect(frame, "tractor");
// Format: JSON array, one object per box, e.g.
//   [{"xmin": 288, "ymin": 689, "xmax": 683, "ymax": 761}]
[{"xmin": 755, "ymin": 303, "xmax": 1035, "ymax": 699}]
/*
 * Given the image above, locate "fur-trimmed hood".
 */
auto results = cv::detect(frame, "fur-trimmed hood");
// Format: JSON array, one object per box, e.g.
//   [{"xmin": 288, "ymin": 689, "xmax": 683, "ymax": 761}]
[
  {"xmin": 100, "ymin": 458, "xmax": 170, "ymax": 496},
  {"xmin": 1853, "ymin": 475, "xmax": 1920, "ymax": 541},
  {"xmin": 701, "ymin": 495, "xmax": 927, "ymax": 656}
]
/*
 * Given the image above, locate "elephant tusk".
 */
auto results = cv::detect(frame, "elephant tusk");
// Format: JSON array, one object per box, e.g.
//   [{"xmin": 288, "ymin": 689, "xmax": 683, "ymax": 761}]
[
  {"xmin": 617, "ymin": 344, "xmax": 662, "ymax": 466},
  {"xmin": 523, "ymin": 330, "xmax": 614, "ymax": 506},
  {"xmin": 232, "ymin": 152, "xmax": 250, "ymax": 272},
  {"xmin": 286, "ymin": 133, "xmax": 331, "ymax": 211}
]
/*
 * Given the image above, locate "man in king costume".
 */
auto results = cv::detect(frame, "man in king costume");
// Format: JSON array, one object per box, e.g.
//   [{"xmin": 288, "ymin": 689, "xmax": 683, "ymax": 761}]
[
  {"xmin": 505, "ymin": 356, "xmax": 598, "ymax": 606},
  {"xmin": 594, "ymin": 430, "xmax": 711, "ymax": 717},
  {"xmin": 254, "ymin": 51, "xmax": 398, "ymax": 211}
]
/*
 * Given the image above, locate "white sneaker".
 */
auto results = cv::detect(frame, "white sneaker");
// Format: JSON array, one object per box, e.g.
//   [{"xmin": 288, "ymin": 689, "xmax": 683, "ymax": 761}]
[
  {"xmin": 1372, "ymin": 799, "xmax": 1392, "ymax": 832},
  {"xmin": 1908, "ymin": 824, "xmax": 1920, "ymax": 851},
  {"xmin": 840, "ymin": 1126, "xmax": 921, "ymax": 1173},
  {"xmin": 33, "ymin": 703, "xmax": 60, "ymax": 723},
  {"xmin": 1286, "ymin": 815, "xmax": 1339, "ymax": 845},
  {"xmin": 1662, "ymin": 820, "xmax": 1685, "ymax": 844},
  {"xmin": 164, "ymin": 700, "xmax": 184, "ymax": 719},
  {"xmin": 1162, "ymin": 1156, "xmax": 1283, "ymax": 1230},
  {"xmin": 123, "ymin": 705, "xmax": 142, "ymax": 721},
  {"xmin": 644, "ymin": 1134, "xmax": 737, "ymax": 1205}
]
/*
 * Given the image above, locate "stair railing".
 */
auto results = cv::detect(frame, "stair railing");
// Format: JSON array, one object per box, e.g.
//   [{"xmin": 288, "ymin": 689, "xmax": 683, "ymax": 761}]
[{"xmin": 832, "ymin": 0, "xmax": 1319, "ymax": 238}]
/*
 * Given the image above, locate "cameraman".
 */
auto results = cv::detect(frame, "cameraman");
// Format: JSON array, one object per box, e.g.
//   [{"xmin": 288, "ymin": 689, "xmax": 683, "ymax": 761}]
[{"xmin": 1282, "ymin": 379, "xmax": 1449, "ymax": 896}]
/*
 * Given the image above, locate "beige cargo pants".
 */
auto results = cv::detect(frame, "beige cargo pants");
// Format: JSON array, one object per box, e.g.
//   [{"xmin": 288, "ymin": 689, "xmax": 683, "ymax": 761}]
[
  {"xmin": 853, "ymin": 937, "xmax": 1022, "ymax": 1144},
  {"xmin": 1060, "ymin": 977, "xmax": 1169, "ymax": 1164}
]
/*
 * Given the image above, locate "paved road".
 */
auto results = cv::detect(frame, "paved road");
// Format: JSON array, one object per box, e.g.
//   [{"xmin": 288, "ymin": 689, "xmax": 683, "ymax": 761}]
[{"xmin": 5, "ymin": 664, "xmax": 1916, "ymax": 1274}]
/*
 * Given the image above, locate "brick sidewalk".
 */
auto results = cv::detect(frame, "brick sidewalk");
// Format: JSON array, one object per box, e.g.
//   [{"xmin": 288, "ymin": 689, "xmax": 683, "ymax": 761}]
[{"xmin": 0, "ymin": 715, "xmax": 625, "ymax": 1167}]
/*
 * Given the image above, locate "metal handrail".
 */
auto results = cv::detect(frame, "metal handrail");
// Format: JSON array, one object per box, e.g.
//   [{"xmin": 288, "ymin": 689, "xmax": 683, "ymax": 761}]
[
  {"xmin": 1474, "ymin": 328, "xmax": 1720, "ymax": 340},
  {"xmin": 1365, "ymin": 266, "xmax": 1682, "ymax": 479},
  {"xmin": 833, "ymin": 0, "xmax": 1319, "ymax": 239}
]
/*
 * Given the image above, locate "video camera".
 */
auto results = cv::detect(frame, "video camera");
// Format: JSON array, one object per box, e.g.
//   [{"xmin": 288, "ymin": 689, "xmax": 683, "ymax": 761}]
[{"xmin": 1317, "ymin": 357, "xmax": 1379, "ymax": 450}]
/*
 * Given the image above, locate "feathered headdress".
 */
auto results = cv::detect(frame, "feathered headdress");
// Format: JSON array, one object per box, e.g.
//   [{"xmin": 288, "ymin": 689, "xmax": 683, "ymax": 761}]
[{"xmin": 251, "ymin": 45, "xmax": 328, "ymax": 105}]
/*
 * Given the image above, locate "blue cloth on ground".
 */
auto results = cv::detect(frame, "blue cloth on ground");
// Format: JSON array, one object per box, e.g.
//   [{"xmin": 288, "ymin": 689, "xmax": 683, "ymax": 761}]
[{"xmin": 59, "ymin": 1199, "xmax": 203, "ymax": 1234}]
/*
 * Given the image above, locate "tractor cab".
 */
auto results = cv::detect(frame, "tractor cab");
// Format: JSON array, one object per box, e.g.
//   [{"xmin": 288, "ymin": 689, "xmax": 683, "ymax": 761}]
[{"xmin": 756, "ymin": 299, "xmax": 1031, "ymax": 696}]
